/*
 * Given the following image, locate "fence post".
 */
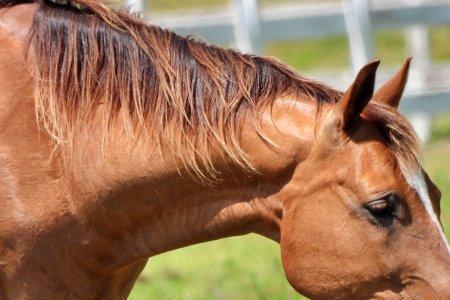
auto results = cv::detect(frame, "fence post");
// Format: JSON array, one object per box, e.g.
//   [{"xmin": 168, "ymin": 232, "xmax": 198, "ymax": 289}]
[
  {"xmin": 124, "ymin": 0, "xmax": 145, "ymax": 15},
  {"xmin": 405, "ymin": 25, "xmax": 432, "ymax": 143},
  {"xmin": 344, "ymin": 0, "xmax": 373, "ymax": 72},
  {"xmin": 233, "ymin": 0, "xmax": 262, "ymax": 54}
]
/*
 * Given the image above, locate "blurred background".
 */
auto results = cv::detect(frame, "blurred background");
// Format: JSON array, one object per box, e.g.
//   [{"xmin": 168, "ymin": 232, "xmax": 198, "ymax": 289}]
[{"xmin": 120, "ymin": 0, "xmax": 450, "ymax": 299}]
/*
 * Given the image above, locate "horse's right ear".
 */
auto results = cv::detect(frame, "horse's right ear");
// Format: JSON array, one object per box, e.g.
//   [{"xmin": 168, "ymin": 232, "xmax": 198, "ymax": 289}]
[
  {"xmin": 372, "ymin": 57, "xmax": 412, "ymax": 109},
  {"xmin": 338, "ymin": 60, "xmax": 380, "ymax": 130}
]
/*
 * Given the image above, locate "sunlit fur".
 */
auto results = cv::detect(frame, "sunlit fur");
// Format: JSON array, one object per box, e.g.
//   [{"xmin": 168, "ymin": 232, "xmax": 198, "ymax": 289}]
[{"xmin": 1, "ymin": 0, "xmax": 419, "ymax": 180}]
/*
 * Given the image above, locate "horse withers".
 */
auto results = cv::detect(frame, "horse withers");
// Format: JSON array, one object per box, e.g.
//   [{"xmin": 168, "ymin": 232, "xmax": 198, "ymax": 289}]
[{"xmin": 0, "ymin": 0, "xmax": 449, "ymax": 299}]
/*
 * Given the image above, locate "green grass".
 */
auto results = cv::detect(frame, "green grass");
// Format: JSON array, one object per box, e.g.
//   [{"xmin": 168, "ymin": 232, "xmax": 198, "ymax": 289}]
[
  {"xmin": 265, "ymin": 35, "xmax": 349, "ymax": 72},
  {"xmin": 431, "ymin": 113, "xmax": 450, "ymax": 142},
  {"xmin": 130, "ymin": 235, "xmax": 300, "ymax": 300},
  {"xmin": 430, "ymin": 26, "xmax": 450, "ymax": 62},
  {"xmin": 374, "ymin": 30, "xmax": 406, "ymax": 66},
  {"xmin": 423, "ymin": 141, "xmax": 450, "ymax": 235}
]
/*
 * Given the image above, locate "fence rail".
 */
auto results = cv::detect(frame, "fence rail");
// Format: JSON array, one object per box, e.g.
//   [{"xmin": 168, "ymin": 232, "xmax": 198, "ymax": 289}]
[
  {"xmin": 125, "ymin": 0, "xmax": 450, "ymax": 141},
  {"xmin": 146, "ymin": 1, "xmax": 450, "ymax": 49}
]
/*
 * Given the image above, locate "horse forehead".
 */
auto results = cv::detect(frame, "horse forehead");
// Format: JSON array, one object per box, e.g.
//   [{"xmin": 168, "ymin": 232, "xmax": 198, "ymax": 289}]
[
  {"xmin": 338, "ymin": 128, "xmax": 401, "ymax": 191},
  {"xmin": 349, "ymin": 127, "xmax": 396, "ymax": 166}
]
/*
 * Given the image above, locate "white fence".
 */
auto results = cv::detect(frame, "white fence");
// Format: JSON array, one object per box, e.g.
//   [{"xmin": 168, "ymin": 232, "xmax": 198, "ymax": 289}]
[{"xmin": 125, "ymin": 0, "xmax": 450, "ymax": 142}]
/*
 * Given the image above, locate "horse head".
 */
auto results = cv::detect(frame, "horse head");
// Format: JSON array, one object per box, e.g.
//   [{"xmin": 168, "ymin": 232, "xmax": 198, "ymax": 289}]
[{"xmin": 278, "ymin": 59, "xmax": 450, "ymax": 299}]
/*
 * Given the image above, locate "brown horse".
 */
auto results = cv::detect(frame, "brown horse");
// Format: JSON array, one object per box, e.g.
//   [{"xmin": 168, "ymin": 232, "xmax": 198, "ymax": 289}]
[{"xmin": 0, "ymin": 0, "xmax": 449, "ymax": 299}]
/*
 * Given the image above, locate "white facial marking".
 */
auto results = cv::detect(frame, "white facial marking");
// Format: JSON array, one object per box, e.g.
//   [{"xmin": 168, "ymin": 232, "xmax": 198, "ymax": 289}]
[{"xmin": 403, "ymin": 169, "xmax": 450, "ymax": 257}]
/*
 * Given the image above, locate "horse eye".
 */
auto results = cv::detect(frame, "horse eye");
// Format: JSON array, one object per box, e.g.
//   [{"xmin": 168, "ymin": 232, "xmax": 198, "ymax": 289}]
[{"xmin": 365, "ymin": 195, "xmax": 396, "ymax": 218}]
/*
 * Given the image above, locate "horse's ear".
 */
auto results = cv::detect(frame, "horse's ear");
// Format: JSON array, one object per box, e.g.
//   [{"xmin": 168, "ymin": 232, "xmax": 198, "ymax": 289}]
[
  {"xmin": 339, "ymin": 60, "xmax": 380, "ymax": 130},
  {"xmin": 372, "ymin": 57, "xmax": 411, "ymax": 108}
]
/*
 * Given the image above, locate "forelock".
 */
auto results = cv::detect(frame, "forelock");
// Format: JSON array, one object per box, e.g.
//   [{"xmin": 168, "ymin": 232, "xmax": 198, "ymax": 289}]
[{"xmin": 363, "ymin": 102, "xmax": 421, "ymax": 173}]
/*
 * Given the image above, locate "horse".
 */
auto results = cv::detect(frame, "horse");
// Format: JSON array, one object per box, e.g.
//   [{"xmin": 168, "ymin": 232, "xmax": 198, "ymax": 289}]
[{"xmin": 0, "ymin": 0, "xmax": 449, "ymax": 299}]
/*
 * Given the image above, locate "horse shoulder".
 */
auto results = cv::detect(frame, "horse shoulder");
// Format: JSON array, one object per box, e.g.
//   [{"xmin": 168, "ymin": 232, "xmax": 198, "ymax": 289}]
[{"xmin": 0, "ymin": 3, "xmax": 57, "ymax": 213}]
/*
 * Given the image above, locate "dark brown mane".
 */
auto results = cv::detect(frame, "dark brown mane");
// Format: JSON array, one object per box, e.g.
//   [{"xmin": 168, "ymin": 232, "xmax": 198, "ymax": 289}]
[
  {"xmin": 12, "ymin": 0, "xmax": 341, "ymax": 178},
  {"xmin": 0, "ymin": 0, "xmax": 419, "ymax": 178}
]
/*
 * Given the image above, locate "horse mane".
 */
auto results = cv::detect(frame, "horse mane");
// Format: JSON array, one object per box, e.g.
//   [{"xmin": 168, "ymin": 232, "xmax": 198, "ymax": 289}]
[
  {"xmin": 0, "ymin": 0, "xmax": 420, "ymax": 179},
  {"xmin": 5, "ymin": 0, "xmax": 340, "ymax": 178}
]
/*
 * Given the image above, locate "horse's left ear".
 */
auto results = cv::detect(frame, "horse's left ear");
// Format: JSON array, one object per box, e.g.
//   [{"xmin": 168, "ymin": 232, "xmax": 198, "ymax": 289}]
[
  {"xmin": 339, "ymin": 60, "xmax": 380, "ymax": 130},
  {"xmin": 372, "ymin": 57, "xmax": 412, "ymax": 108}
]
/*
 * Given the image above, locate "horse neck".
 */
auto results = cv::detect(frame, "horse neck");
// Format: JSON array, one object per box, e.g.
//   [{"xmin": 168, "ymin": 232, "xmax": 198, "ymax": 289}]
[
  {"xmin": 0, "ymin": 30, "xmax": 317, "ymax": 294},
  {"xmin": 63, "ymin": 95, "xmax": 319, "ymax": 266},
  {"xmin": 0, "ymin": 5, "xmax": 321, "ymax": 279}
]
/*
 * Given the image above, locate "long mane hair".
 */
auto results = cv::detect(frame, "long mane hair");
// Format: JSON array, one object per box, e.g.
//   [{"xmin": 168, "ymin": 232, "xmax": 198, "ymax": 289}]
[
  {"xmin": 24, "ymin": 0, "xmax": 342, "ymax": 178},
  {"xmin": 1, "ymin": 0, "xmax": 420, "ymax": 179}
]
